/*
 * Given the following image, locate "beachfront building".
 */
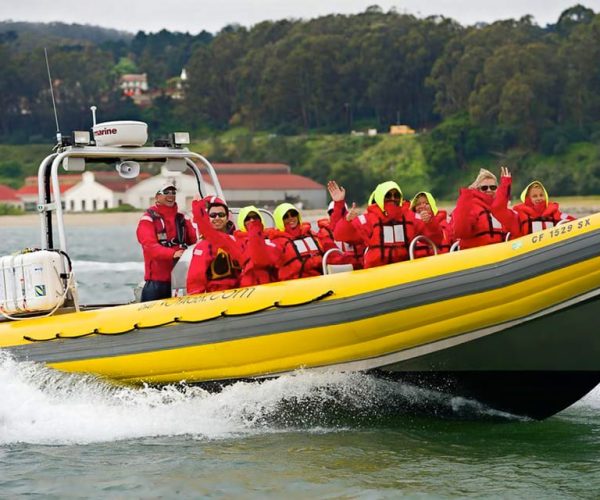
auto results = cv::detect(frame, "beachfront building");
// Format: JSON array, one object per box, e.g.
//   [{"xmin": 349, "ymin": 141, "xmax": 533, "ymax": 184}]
[
  {"xmin": 64, "ymin": 171, "xmax": 150, "ymax": 212},
  {"xmin": 213, "ymin": 163, "xmax": 326, "ymax": 209},
  {"xmin": 127, "ymin": 163, "xmax": 326, "ymax": 211},
  {"xmin": 15, "ymin": 163, "xmax": 326, "ymax": 212}
]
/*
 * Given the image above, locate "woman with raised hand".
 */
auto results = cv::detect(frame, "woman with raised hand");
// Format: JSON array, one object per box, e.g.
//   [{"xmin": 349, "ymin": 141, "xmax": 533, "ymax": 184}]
[
  {"xmin": 452, "ymin": 167, "xmax": 519, "ymax": 250},
  {"xmin": 316, "ymin": 181, "xmax": 365, "ymax": 269},
  {"xmin": 334, "ymin": 180, "xmax": 442, "ymax": 268}
]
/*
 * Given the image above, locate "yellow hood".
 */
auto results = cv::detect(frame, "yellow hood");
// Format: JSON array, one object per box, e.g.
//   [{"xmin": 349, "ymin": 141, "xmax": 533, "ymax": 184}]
[
  {"xmin": 520, "ymin": 180, "xmax": 549, "ymax": 204},
  {"xmin": 373, "ymin": 181, "xmax": 403, "ymax": 211},
  {"xmin": 237, "ymin": 205, "xmax": 265, "ymax": 232},
  {"xmin": 410, "ymin": 191, "xmax": 438, "ymax": 216},
  {"xmin": 273, "ymin": 203, "xmax": 302, "ymax": 231}
]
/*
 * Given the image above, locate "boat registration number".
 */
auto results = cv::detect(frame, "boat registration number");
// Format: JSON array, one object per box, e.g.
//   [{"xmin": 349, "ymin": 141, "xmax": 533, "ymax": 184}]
[{"xmin": 530, "ymin": 217, "xmax": 591, "ymax": 244}]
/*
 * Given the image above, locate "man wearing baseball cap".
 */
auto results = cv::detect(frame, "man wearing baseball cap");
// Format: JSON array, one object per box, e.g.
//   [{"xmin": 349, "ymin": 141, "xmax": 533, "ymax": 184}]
[{"xmin": 136, "ymin": 182, "xmax": 197, "ymax": 301}]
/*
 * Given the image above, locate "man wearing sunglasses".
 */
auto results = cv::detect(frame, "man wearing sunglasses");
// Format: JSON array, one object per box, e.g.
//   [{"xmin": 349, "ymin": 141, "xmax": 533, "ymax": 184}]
[
  {"xmin": 187, "ymin": 196, "xmax": 243, "ymax": 295},
  {"xmin": 136, "ymin": 183, "xmax": 197, "ymax": 302},
  {"xmin": 452, "ymin": 167, "xmax": 520, "ymax": 249}
]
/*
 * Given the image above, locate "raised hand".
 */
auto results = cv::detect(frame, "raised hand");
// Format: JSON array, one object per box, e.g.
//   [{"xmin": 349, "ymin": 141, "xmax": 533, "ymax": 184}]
[
  {"xmin": 500, "ymin": 166, "xmax": 511, "ymax": 178},
  {"xmin": 419, "ymin": 211, "xmax": 432, "ymax": 223},
  {"xmin": 327, "ymin": 180, "xmax": 346, "ymax": 202},
  {"xmin": 346, "ymin": 202, "xmax": 359, "ymax": 222}
]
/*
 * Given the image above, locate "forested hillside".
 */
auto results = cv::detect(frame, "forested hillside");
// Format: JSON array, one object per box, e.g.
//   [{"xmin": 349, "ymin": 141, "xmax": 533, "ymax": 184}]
[{"xmin": 0, "ymin": 4, "xmax": 599, "ymax": 199}]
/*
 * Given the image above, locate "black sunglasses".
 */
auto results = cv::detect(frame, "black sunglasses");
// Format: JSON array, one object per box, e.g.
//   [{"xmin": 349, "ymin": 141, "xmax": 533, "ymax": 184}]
[
  {"xmin": 479, "ymin": 185, "xmax": 498, "ymax": 192},
  {"xmin": 209, "ymin": 212, "xmax": 227, "ymax": 219},
  {"xmin": 385, "ymin": 192, "xmax": 401, "ymax": 200},
  {"xmin": 283, "ymin": 210, "xmax": 299, "ymax": 219},
  {"xmin": 244, "ymin": 214, "xmax": 260, "ymax": 222},
  {"xmin": 158, "ymin": 188, "xmax": 176, "ymax": 195}
]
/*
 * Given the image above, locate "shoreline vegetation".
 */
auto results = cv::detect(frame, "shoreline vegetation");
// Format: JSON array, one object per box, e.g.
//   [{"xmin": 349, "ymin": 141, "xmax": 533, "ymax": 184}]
[{"xmin": 2, "ymin": 198, "xmax": 599, "ymax": 227}]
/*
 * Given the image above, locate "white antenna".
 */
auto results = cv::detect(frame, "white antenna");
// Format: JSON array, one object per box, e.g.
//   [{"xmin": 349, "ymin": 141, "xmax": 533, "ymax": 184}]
[
  {"xmin": 44, "ymin": 48, "xmax": 61, "ymax": 144},
  {"xmin": 90, "ymin": 105, "xmax": 97, "ymax": 127}
]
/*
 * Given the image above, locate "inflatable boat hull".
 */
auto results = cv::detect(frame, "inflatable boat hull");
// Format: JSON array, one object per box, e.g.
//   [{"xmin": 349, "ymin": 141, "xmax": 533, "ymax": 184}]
[{"xmin": 2, "ymin": 215, "xmax": 600, "ymax": 419}]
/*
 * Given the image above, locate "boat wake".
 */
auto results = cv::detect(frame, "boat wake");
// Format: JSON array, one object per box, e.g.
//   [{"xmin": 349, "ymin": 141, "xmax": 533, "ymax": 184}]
[{"xmin": 0, "ymin": 353, "xmax": 574, "ymax": 445}]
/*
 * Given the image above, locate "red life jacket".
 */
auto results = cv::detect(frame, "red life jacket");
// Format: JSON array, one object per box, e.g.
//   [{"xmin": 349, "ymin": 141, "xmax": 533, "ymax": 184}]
[
  {"xmin": 411, "ymin": 211, "xmax": 453, "ymax": 258},
  {"xmin": 234, "ymin": 230, "xmax": 278, "ymax": 287},
  {"xmin": 317, "ymin": 218, "xmax": 364, "ymax": 269},
  {"xmin": 453, "ymin": 190, "xmax": 507, "ymax": 249},
  {"xmin": 146, "ymin": 208, "xmax": 189, "ymax": 248},
  {"xmin": 271, "ymin": 223, "xmax": 324, "ymax": 281},
  {"xmin": 513, "ymin": 201, "xmax": 572, "ymax": 235},
  {"xmin": 187, "ymin": 239, "xmax": 241, "ymax": 294},
  {"xmin": 363, "ymin": 203, "xmax": 417, "ymax": 267}
]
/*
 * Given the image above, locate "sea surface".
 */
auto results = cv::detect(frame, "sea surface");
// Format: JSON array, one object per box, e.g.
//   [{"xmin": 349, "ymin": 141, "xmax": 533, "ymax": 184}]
[{"xmin": 1, "ymin": 224, "xmax": 599, "ymax": 498}]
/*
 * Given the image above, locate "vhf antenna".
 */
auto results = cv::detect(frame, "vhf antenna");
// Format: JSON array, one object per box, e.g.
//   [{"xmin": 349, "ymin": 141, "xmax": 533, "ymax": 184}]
[{"xmin": 44, "ymin": 47, "xmax": 61, "ymax": 144}]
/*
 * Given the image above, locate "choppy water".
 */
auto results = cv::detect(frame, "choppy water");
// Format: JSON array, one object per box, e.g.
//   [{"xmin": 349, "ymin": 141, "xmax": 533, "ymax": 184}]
[{"xmin": 1, "ymin": 223, "xmax": 600, "ymax": 498}]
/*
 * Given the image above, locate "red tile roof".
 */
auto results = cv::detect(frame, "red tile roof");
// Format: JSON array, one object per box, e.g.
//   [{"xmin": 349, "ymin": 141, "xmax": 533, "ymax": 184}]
[
  {"xmin": 212, "ymin": 163, "xmax": 290, "ymax": 174},
  {"xmin": 217, "ymin": 174, "xmax": 324, "ymax": 190},
  {"xmin": 19, "ymin": 172, "xmax": 151, "ymax": 194},
  {"xmin": 23, "ymin": 174, "xmax": 82, "ymax": 186},
  {"xmin": 0, "ymin": 184, "xmax": 19, "ymax": 201},
  {"xmin": 17, "ymin": 184, "xmax": 73, "ymax": 195}
]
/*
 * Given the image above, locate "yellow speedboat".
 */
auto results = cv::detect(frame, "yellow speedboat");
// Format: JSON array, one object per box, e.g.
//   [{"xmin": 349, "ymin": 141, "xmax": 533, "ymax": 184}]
[{"xmin": 2, "ymin": 121, "xmax": 599, "ymax": 420}]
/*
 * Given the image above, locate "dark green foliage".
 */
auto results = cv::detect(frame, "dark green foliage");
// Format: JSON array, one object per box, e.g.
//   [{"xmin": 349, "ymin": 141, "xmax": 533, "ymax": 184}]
[{"xmin": 1, "ymin": 7, "xmax": 600, "ymax": 196}]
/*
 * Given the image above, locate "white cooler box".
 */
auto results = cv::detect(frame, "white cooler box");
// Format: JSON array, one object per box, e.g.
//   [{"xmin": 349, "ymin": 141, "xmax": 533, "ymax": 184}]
[{"xmin": 0, "ymin": 250, "xmax": 68, "ymax": 315}]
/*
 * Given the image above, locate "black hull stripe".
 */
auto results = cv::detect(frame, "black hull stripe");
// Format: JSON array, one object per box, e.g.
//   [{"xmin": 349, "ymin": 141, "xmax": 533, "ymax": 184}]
[{"xmin": 7, "ymin": 229, "xmax": 600, "ymax": 363}]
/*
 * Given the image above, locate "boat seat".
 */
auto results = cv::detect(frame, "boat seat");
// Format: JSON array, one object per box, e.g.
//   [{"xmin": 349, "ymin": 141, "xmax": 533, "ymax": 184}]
[
  {"xmin": 322, "ymin": 248, "xmax": 354, "ymax": 275},
  {"xmin": 408, "ymin": 235, "xmax": 438, "ymax": 260}
]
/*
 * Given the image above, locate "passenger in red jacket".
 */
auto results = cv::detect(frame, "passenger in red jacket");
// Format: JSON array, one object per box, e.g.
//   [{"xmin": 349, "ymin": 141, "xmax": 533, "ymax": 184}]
[
  {"xmin": 452, "ymin": 167, "xmax": 519, "ymax": 250},
  {"xmin": 270, "ymin": 203, "xmax": 326, "ymax": 281},
  {"xmin": 316, "ymin": 181, "xmax": 365, "ymax": 269},
  {"xmin": 186, "ymin": 196, "xmax": 242, "ymax": 295},
  {"xmin": 234, "ymin": 206, "xmax": 279, "ymax": 287},
  {"xmin": 503, "ymin": 181, "xmax": 575, "ymax": 236},
  {"xmin": 409, "ymin": 191, "xmax": 454, "ymax": 257},
  {"xmin": 334, "ymin": 181, "xmax": 442, "ymax": 268},
  {"xmin": 136, "ymin": 183, "xmax": 197, "ymax": 302}
]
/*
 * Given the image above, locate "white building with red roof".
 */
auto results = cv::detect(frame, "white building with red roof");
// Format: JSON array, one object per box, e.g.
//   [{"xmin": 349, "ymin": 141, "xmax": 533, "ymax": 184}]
[
  {"xmin": 15, "ymin": 162, "xmax": 326, "ymax": 213},
  {"xmin": 211, "ymin": 163, "xmax": 326, "ymax": 208},
  {"xmin": 16, "ymin": 175, "xmax": 81, "ymax": 212},
  {"xmin": 64, "ymin": 171, "xmax": 151, "ymax": 211},
  {"xmin": 16, "ymin": 172, "xmax": 150, "ymax": 212},
  {"xmin": 0, "ymin": 184, "xmax": 23, "ymax": 210},
  {"xmin": 126, "ymin": 162, "xmax": 326, "ymax": 210}
]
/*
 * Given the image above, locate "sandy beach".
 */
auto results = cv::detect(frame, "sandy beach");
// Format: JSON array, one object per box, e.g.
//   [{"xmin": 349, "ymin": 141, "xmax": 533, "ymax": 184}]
[{"xmin": 1, "ymin": 199, "xmax": 599, "ymax": 227}]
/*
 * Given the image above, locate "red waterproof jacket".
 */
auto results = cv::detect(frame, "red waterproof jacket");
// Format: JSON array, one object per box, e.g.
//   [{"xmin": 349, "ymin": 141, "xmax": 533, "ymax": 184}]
[
  {"xmin": 334, "ymin": 201, "xmax": 442, "ymax": 268},
  {"xmin": 411, "ymin": 210, "xmax": 454, "ymax": 258},
  {"xmin": 186, "ymin": 200, "xmax": 242, "ymax": 294},
  {"xmin": 136, "ymin": 203, "xmax": 197, "ymax": 282},
  {"xmin": 234, "ymin": 220, "xmax": 279, "ymax": 287},
  {"xmin": 270, "ymin": 222, "xmax": 325, "ymax": 281},
  {"xmin": 452, "ymin": 177, "xmax": 519, "ymax": 249},
  {"xmin": 512, "ymin": 200, "xmax": 575, "ymax": 236},
  {"xmin": 316, "ymin": 200, "xmax": 365, "ymax": 269}
]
